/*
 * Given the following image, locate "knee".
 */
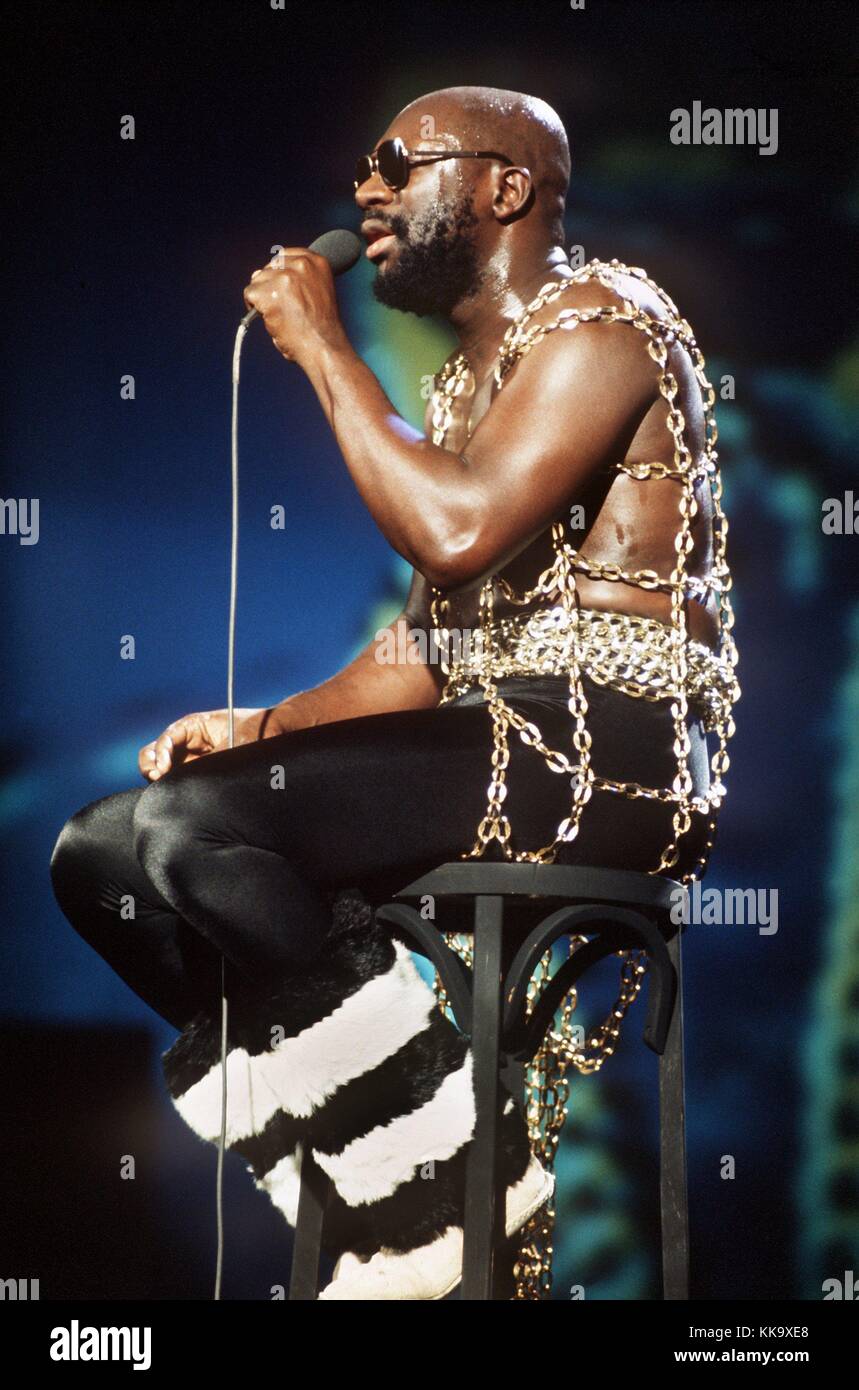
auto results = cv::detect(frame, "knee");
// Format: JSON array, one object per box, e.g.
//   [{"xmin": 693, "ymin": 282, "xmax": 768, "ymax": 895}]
[
  {"xmin": 49, "ymin": 802, "xmax": 102, "ymax": 903},
  {"xmin": 131, "ymin": 773, "xmax": 207, "ymax": 899}
]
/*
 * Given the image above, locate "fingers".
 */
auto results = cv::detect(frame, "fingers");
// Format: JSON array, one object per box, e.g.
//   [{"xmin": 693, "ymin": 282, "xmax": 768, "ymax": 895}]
[
  {"xmin": 243, "ymin": 250, "xmax": 316, "ymax": 298},
  {"xmin": 139, "ymin": 717, "xmax": 197, "ymax": 782},
  {"xmin": 138, "ymin": 734, "xmax": 174, "ymax": 783},
  {"xmin": 261, "ymin": 248, "xmax": 315, "ymax": 271},
  {"xmin": 242, "ymin": 251, "xmax": 331, "ymax": 348},
  {"xmin": 138, "ymin": 741, "xmax": 158, "ymax": 780},
  {"xmin": 150, "ymin": 729, "xmax": 177, "ymax": 779}
]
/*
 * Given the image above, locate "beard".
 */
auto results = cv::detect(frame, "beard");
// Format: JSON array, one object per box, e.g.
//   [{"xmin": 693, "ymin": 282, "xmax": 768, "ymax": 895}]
[{"xmin": 370, "ymin": 189, "xmax": 485, "ymax": 317}]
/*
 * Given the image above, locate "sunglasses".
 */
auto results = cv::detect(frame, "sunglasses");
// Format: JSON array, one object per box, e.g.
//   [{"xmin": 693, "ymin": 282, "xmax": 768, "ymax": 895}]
[{"xmin": 354, "ymin": 136, "xmax": 514, "ymax": 191}]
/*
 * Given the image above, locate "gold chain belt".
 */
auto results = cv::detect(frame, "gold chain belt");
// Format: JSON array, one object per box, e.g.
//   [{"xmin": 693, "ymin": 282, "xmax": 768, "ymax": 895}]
[{"xmin": 439, "ymin": 606, "xmax": 734, "ymax": 734}]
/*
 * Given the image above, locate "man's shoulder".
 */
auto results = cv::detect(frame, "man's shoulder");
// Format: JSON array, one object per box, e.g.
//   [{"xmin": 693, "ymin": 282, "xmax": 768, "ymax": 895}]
[
  {"xmin": 523, "ymin": 261, "xmax": 679, "ymax": 334},
  {"xmin": 496, "ymin": 261, "xmax": 694, "ymax": 400},
  {"xmin": 495, "ymin": 263, "xmax": 667, "ymax": 393}
]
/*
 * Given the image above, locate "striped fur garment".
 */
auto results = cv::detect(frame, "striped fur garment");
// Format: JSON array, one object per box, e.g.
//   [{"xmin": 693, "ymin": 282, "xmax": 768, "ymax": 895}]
[{"xmin": 161, "ymin": 891, "xmax": 535, "ymax": 1262}]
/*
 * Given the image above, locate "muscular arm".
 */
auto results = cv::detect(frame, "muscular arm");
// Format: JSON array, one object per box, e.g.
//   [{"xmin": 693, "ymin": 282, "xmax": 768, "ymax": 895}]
[
  {"xmin": 243, "ymin": 249, "xmax": 661, "ymax": 592},
  {"xmin": 300, "ymin": 298, "xmax": 658, "ymax": 590}
]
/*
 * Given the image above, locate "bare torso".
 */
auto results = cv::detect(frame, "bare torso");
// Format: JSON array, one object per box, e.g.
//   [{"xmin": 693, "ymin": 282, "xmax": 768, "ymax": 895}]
[{"xmin": 428, "ymin": 266, "xmax": 720, "ymax": 652}]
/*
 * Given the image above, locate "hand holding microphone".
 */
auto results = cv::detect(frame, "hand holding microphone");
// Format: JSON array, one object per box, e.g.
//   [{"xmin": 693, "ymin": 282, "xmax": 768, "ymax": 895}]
[{"xmin": 241, "ymin": 228, "xmax": 362, "ymax": 364}]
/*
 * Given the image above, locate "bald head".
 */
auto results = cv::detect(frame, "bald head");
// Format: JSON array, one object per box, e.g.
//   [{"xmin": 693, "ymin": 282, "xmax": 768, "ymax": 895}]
[
  {"xmin": 392, "ymin": 85, "xmax": 570, "ymax": 245},
  {"xmin": 358, "ymin": 86, "xmax": 571, "ymax": 318}
]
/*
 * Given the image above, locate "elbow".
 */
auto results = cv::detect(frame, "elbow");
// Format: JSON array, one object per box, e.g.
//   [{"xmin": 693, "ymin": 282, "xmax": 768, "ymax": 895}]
[
  {"xmin": 410, "ymin": 473, "xmax": 493, "ymax": 590},
  {"xmin": 419, "ymin": 560, "xmax": 462, "ymax": 591},
  {"xmin": 409, "ymin": 489, "xmax": 497, "ymax": 590},
  {"xmin": 418, "ymin": 538, "xmax": 490, "ymax": 592},
  {"xmin": 416, "ymin": 519, "xmax": 483, "ymax": 589}
]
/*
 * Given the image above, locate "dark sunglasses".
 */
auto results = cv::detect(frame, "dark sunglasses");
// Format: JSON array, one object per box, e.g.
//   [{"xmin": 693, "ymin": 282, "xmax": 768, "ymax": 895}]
[{"xmin": 354, "ymin": 136, "xmax": 514, "ymax": 191}]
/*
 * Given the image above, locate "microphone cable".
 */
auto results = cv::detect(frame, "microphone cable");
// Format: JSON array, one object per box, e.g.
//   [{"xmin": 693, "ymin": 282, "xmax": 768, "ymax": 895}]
[
  {"xmin": 213, "ymin": 312, "xmax": 251, "ymax": 1300},
  {"xmin": 212, "ymin": 231, "xmax": 361, "ymax": 1299}
]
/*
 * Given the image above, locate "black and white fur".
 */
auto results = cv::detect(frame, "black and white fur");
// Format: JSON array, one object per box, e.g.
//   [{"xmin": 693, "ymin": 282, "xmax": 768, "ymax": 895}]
[{"xmin": 161, "ymin": 892, "xmax": 534, "ymax": 1261}]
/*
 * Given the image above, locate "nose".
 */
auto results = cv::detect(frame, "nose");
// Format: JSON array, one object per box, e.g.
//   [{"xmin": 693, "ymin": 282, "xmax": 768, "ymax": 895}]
[{"xmin": 354, "ymin": 171, "xmax": 398, "ymax": 214}]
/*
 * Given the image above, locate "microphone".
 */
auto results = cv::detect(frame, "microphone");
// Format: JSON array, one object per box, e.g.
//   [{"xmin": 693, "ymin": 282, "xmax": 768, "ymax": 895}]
[{"xmin": 240, "ymin": 228, "xmax": 363, "ymax": 327}]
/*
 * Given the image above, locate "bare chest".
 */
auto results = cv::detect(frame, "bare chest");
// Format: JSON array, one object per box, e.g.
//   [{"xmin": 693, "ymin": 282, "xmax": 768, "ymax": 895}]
[
  {"xmin": 432, "ymin": 349, "xmax": 717, "ymax": 648},
  {"xmin": 434, "ymin": 365, "xmax": 497, "ymax": 454}
]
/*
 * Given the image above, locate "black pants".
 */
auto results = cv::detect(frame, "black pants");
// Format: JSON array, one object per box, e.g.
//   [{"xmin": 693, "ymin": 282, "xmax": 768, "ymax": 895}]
[{"xmin": 49, "ymin": 676, "xmax": 712, "ymax": 1032}]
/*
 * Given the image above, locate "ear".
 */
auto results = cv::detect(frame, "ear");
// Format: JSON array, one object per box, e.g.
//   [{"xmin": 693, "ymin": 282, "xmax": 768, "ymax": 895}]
[{"xmin": 493, "ymin": 165, "xmax": 534, "ymax": 224}]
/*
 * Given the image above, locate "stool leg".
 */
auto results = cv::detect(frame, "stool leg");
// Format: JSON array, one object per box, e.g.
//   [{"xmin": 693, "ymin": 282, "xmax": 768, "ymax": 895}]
[
  {"xmin": 289, "ymin": 1143, "xmax": 329, "ymax": 1300},
  {"xmin": 462, "ymin": 894, "xmax": 505, "ymax": 1300},
  {"xmin": 659, "ymin": 929, "xmax": 690, "ymax": 1300}
]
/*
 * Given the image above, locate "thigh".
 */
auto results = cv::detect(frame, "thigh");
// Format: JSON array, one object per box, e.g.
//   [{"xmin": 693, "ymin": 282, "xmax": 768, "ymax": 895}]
[
  {"xmin": 138, "ymin": 701, "xmax": 505, "ymax": 899},
  {"xmin": 519, "ymin": 675, "xmax": 715, "ymax": 876},
  {"xmin": 131, "ymin": 679, "xmax": 712, "ymax": 903},
  {"xmin": 378, "ymin": 674, "xmax": 714, "ymax": 879}
]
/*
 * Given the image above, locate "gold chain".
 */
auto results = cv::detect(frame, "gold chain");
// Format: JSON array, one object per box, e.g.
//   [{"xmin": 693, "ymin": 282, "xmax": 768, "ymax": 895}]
[
  {"xmin": 433, "ymin": 935, "xmax": 648, "ymax": 1298},
  {"xmin": 441, "ymin": 607, "xmax": 737, "ymax": 739},
  {"xmin": 428, "ymin": 258, "xmax": 740, "ymax": 1298}
]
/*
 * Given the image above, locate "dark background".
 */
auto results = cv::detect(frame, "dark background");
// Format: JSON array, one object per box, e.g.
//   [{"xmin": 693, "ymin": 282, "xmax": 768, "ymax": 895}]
[{"xmin": 1, "ymin": 0, "xmax": 857, "ymax": 1301}]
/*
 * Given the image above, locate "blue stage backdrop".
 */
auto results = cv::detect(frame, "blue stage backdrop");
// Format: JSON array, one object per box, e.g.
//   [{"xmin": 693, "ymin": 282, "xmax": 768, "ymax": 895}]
[{"xmin": 1, "ymin": 0, "xmax": 857, "ymax": 1301}]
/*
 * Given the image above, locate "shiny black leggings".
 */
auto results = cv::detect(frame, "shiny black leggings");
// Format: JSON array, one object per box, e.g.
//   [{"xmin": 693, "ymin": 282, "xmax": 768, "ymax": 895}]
[{"xmin": 49, "ymin": 676, "xmax": 712, "ymax": 1032}]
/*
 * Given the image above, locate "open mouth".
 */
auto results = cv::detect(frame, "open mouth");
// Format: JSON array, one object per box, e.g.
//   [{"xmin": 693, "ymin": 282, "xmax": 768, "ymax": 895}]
[
  {"xmin": 362, "ymin": 221, "xmax": 399, "ymax": 262},
  {"xmin": 365, "ymin": 233, "xmax": 397, "ymax": 261}
]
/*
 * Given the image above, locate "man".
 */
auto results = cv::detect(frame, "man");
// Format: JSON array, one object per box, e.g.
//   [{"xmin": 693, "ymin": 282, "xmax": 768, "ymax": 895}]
[{"xmin": 50, "ymin": 86, "xmax": 735, "ymax": 1299}]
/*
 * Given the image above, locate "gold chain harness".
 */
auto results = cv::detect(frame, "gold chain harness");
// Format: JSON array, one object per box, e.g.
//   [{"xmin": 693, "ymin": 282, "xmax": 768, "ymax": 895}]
[{"xmin": 425, "ymin": 259, "xmax": 740, "ymax": 1298}]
